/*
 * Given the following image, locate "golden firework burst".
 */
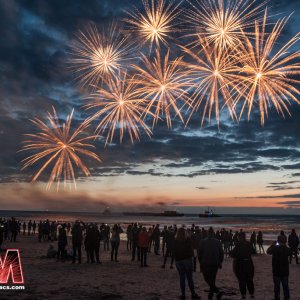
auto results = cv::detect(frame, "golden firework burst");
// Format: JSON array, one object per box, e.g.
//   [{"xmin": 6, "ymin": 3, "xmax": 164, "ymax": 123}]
[
  {"xmin": 125, "ymin": 0, "xmax": 180, "ymax": 50},
  {"xmin": 84, "ymin": 71, "xmax": 152, "ymax": 145},
  {"xmin": 21, "ymin": 107, "xmax": 101, "ymax": 191},
  {"xmin": 132, "ymin": 49, "xmax": 192, "ymax": 127},
  {"xmin": 233, "ymin": 12, "xmax": 300, "ymax": 125},
  {"xmin": 181, "ymin": 35, "xmax": 239, "ymax": 126},
  {"xmin": 185, "ymin": 0, "xmax": 267, "ymax": 50},
  {"xmin": 69, "ymin": 22, "xmax": 132, "ymax": 88}
]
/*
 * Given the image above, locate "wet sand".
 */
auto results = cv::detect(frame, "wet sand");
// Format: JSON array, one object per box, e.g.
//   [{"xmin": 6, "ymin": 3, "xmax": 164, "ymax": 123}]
[{"xmin": 0, "ymin": 234, "xmax": 299, "ymax": 300}]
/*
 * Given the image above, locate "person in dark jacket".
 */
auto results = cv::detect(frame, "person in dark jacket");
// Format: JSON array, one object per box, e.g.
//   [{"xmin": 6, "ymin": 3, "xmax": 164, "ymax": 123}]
[
  {"xmin": 198, "ymin": 227, "xmax": 224, "ymax": 300},
  {"xmin": 174, "ymin": 228, "xmax": 200, "ymax": 300},
  {"xmin": 152, "ymin": 224, "xmax": 161, "ymax": 255},
  {"xmin": 231, "ymin": 232, "xmax": 256, "ymax": 299},
  {"xmin": 162, "ymin": 226, "xmax": 175, "ymax": 269},
  {"xmin": 131, "ymin": 223, "xmax": 140, "ymax": 261},
  {"xmin": 138, "ymin": 227, "xmax": 150, "ymax": 267},
  {"xmin": 57, "ymin": 225, "xmax": 68, "ymax": 261},
  {"xmin": 288, "ymin": 229, "xmax": 299, "ymax": 264},
  {"xmin": 71, "ymin": 220, "xmax": 85, "ymax": 264},
  {"xmin": 267, "ymin": 235, "xmax": 292, "ymax": 300}
]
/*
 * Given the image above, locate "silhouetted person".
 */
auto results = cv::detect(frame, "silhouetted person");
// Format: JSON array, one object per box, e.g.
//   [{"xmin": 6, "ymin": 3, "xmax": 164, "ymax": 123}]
[
  {"xmin": 57, "ymin": 225, "xmax": 67, "ymax": 261},
  {"xmin": 267, "ymin": 235, "xmax": 292, "ymax": 300},
  {"xmin": 22, "ymin": 222, "xmax": 26, "ymax": 235},
  {"xmin": 71, "ymin": 220, "xmax": 85, "ymax": 264},
  {"xmin": 231, "ymin": 232, "xmax": 256, "ymax": 300},
  {"xmin": 126, "ymin": 224, "xmax": 133, "ymax": 251},
  {"xmin": 131, "ymin": 223, "xmax": 140, "ymax": 261},
  {"xmin": 32, "ymin": 221, "xmax": 36, "ymax": 235},
  {"xmin": 86, "ymin": 223, "xmax": 101, "ymax": 264},
  {"xmin": 162, "ymin": 227, "xmax": 175, "ymax": 269},
  {"xmin": 152, "ymin": 224, "xmax": 161, "ymax": 255},
  {"xmin": 198, "ymin": 227, "xmax": 224, "ymax": 300},
  {"xmin": 10, "ymin": 217, "xmax": 18, "ymax": 242},
  {"xmin": 138, "ymin": 227, "xmax": 150, "ymax": 267},
  {"xmin": 110, "ymin": 224, "xmax": 123, "ymax": 262},
  {"xmin": 173, "ymin": 228, "xmax": 200, "ymax": 300},
  {"xmin": 28, "ymin": 220, "xmax": 32, "ymax": 235},
  {"xmin": 250, "ymin": 231, "xmax": 257, "ymax": 253},
  {"xmin": 257, "ymin": 231, "xmax": 265, "ymax": 254},
  {"xmin": 161, "ymin": 225, "xmax": 168, "ymax": 256},
  {"xmin": 288, "ymin": 229, "xmax": 299, "ymax": 264}
]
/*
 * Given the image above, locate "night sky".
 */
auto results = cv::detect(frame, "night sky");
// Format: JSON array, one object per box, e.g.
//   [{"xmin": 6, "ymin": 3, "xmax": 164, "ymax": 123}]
[{"xmin": 1, "ymin": 0, "xmax": 300, "ymax": 214}]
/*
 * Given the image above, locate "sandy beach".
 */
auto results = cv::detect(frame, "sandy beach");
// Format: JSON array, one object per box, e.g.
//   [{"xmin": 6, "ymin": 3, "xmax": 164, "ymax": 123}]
[{"xmin": 1, "ymin": 234, "xmax": 299, "ymax": 300}]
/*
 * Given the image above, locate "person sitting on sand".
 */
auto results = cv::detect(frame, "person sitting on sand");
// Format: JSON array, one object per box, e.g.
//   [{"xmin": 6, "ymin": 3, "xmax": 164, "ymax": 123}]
[
  {"xmin": 198, "ymin": 227, "xmax": 224, "ymax": 300},
  {"xmin": 267, "ymin": 235, "xmax": 292, "ymax": 300},
  {"xmin": 138, "ymin": 227, "xmax": 150, "ymax": 267},
  {"xmin": 231, "ymin": 232, "xmax": 256, "ymax": 300},
  {"xmin": 47, "ymin": 244, "xmax": 57, "ymax": 258},
  {"xmin": 173, "ymin": 227, "xmax": 200, "ymax": 300}
]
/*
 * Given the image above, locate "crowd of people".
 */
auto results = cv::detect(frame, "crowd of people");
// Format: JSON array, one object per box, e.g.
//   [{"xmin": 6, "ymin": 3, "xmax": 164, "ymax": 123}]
[{"xmin": 0, "ymin": 217, "xmax": 299, "ymax": 300}]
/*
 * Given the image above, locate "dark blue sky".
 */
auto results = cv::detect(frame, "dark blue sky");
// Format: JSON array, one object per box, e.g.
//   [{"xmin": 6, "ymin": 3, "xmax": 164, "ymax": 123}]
[{"xmin": 0, "ymin": 0, "xmax": 300, "ymax": 213}]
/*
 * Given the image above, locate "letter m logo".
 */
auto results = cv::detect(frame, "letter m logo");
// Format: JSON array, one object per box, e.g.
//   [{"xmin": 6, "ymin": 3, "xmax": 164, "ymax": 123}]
[{"xmin": 0, "ymin": 249, "xmax": 24, "ymax": 284}]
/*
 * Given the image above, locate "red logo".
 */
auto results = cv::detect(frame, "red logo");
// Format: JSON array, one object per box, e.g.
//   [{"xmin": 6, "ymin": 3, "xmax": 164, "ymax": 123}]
[{"xmin": 0, "ymin": 249, "xmax": 24, "ymax": 284}]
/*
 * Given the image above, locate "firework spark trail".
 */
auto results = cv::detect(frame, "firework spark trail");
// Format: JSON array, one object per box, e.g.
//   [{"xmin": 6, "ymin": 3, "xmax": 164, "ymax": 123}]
[
  {"xmin": 185, "ymin": 0, "xmax": 267, "ymax": 50},
  {"xmin": 132, "ymin": 49, "xmax": 192, "ymax": 128},
  {"xmin": 180, "ymin": 35, "xmax": 239, "ymax": 126},
  {"xmin": 125, "ymin": 0, "xmax": 181, "ymax": 50},
  {"xmin": 84, "ymin": 71, "xmax": 152, "ymax": 145},
  {"xmin": 21, "ymin": 107, "xmax": 101, "ymax": 191},
  {"xmin": 232, "ymin": 11, "xmax": 300, "ymax": 125},
  {"xmin": 69, "ymin": 22, "xmax": 132, "ymax": 88}
]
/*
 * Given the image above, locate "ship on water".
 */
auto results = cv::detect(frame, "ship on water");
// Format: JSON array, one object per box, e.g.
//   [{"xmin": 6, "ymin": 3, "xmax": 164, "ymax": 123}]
[
  {"xmin": 123, "ymin": 210, "xmax": 184, "ymax": 217},
  {"xmin": 199, "ymin": 208, "xmax": 221, "ymax": 218}
]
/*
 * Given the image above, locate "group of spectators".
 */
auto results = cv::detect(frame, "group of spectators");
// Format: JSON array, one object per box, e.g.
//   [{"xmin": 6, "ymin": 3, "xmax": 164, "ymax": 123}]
[{"xmin": 0, "ymin": 218, "xmax": 299, "ymax": 300}]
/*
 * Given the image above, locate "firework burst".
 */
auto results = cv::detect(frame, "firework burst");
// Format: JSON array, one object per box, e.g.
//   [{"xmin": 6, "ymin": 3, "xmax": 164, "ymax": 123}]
[
  {"xmin": 84, "ymin": 71, "xmax": 152, "ymax": 145},
  {"xmin": 69, "ymin": 22, "xmax": 132, "ymax": 88},
  {"xmin": 181, "ymin": 35, "xmax": 239, "ymax": 126},
  {"xmin": 133, "ymin": 49, "xmax": 192, "ymax": 127},
  {"xmin": 185, "ymin": 0, "xmax": 267, "ymax": 50},
  {"xmin": 21, "ymin": 107, "xmax": 101, "ymax": 191},
  {"xmin": 125, "ymin": 0, "xmax": 181, "ymax": 50},
  {"xmin": 233, "ymin": 12, "xmax": 300, "ymax": 125}
]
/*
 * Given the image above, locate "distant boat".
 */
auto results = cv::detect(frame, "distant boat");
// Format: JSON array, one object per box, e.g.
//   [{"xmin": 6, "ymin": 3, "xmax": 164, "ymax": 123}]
[
  {"xmin": 123, "ymin": 210, "xmax": 184, "ymax": 217},
  {"xmin": 199, "ymin": 209, "xmax": 221, "ymax": 218}
]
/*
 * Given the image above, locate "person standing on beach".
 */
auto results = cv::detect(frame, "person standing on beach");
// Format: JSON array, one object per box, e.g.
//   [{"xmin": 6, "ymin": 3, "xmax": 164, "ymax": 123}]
[
  {"xmin": 32, "ymin": 221, "xmax": 36, "ymax": 235},
  {"xmin": 198, "ymin": 227, "xmax": 224, "ymax": 300},
  {"xmin": 131, "ymin": 223, "xmax": 139, "ymax": 261},
  {"xmin": 250, "ymin": 232, "xmax": 257, "ymax": 253},
  {"xmin": 257, "ymin": 231, "xmax": 265, "ymax": 254},
  {"xmin": 288, "ymin": 229, "xmax": 299, "ymax": 264},
  {"xmin": 267, "ymin": 235, "xmax": 292, "ymax": 300},
  {"xmin": 231, "ymin": 232, "xmax": 256, "ymax": 300},
  {"xmin": 153, "ymin": 224, "xmax": 161, "ymax": 255},
  {"xmin": 71, "ymin": 220, "xmax": 85, "ymax": 264},
  {"xmin": 57, "ymin": 224, "xmax": 67, "ymax": 261},
  {"xmin": 162, "ymin": 226, "xmax": 175, "ymax": 269},
  {"xmin": 28, "ymin": 220, "xmax": 32, "ymax": 235},
  {"xmin": 138, "ymin": 227, "xmax": 150, "ymax": 267},
  {"xmin": 173, "ymin": 228, "xmax": 200, "ymax": 300},
  {"xmin": 10, "ymin": 217, "xmax": 19, "ymax": 242},
  {"xmin": 22, "ymin": 222, "xmax": 26, "ymax": 235},
  {"xmin": 110, "ymin": 224, "xmax": 123, "ymax": 262}
]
